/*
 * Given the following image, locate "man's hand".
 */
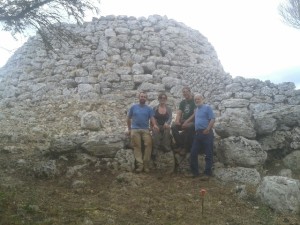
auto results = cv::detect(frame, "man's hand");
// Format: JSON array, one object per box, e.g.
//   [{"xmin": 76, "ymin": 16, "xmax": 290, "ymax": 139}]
[
  {"xmin": 174, "ymin": 120, "xmax": 181, "ymax": 126},
  {"xmin": 203, "ymin": 128, "xmax": 210, "ymax": 134}
]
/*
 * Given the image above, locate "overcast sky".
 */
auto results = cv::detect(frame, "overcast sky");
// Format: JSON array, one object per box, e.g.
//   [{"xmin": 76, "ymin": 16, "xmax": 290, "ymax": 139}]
[{"xmin": 1, "ymin": 0, "xmax": 300, "ymax": 89}]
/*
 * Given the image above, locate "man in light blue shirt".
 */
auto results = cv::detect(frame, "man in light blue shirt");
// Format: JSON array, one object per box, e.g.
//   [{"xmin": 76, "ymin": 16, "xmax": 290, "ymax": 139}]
[
  {"xmin": 127, "ymin": 92, "xmax": 159, "ymax": 172},
  {"xmin": 183, "ymin": 94, "xmax": 215, "ymax": 180}
]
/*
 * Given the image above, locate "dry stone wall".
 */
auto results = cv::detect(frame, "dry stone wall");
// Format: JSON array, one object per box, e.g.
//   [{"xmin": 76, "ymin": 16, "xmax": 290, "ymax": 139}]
[{"xmin": 0, "ymin": 15, "xmax": 300, "ymax": 186}]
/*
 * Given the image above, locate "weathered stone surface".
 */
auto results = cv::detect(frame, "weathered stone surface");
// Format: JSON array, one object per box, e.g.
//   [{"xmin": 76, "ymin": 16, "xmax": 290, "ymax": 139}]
[
  {"xmin": 33, "ymin": 160, "xmax": 59, "ymax": 178},
  {"xmin": 114, "ymin": 149, "xmax": 135, "ymax": 172},
  {"xmin": 154, "ymin": 151, "xmax": 175, "ymax": 174},
  {"xmin": 256, "ymin": 176, "xmax": 300, "ymax": 213},
  {"xmin": 283, "ymin": 151, "xmax": 300, "ymax": 172},
  {"xmin": 214, "ymin": 167, "xmax": 261, "ymax": 185},
  {"xmin": 258, "ymin": 131, "xmax": 292, "ymax": 151},
  {"xmin": 219, "ymin": 99, "xmax": 250, "ymax": 108},
  {"xmin": 81, "ymin": 111, "xmax": 102, "ymax": 131},
  {"xmin": 215, "ymin": 108, "xmax": 256, "ymax": 139},
  {"xmin": 217, "ymin": 136, "xmax": 267, "ymax": 167},
  {"xmin": 82, "ymin": 133, "xmax": 124, "ymax": 158},
  {"xmin": 254, "ymin": 106, "xmax": 300, "ymax": 135}
]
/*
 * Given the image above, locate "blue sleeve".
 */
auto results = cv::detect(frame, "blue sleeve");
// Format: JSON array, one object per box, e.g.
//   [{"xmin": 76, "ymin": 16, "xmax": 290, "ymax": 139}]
[
  {"xmin": 128, "ymin": 105, "xmax": 134, "ymax": 118},
  {"xmin": 208, "ymin": 106, "xmax": 215, "ymax": 120}
]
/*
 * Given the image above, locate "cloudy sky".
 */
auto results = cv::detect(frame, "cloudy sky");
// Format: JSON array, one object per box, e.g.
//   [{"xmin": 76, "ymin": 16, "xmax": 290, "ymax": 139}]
[{"xmin": 1, "ymin": 0, "xmax": 300, "ymax": 89}]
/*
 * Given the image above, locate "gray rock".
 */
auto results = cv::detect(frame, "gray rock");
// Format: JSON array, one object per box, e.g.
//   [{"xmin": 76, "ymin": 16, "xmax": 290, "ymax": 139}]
[
  {"xmin": 214, "ymin": 167, "xmax": 261, "ymax": 185},
  {"xmin": 283, "ymin": 151, "xmax": 300, "ymax": 172},
  {"xmin": 81, "ymin": 112, "xmax": 102, "ymax": 131},
  {"xmin": 217, "ymin": 136, "xmax": 267, "ymax": 167},
  {"xmin": 256, "ymin": 176, "xmax": 300, "ymax": 213}
]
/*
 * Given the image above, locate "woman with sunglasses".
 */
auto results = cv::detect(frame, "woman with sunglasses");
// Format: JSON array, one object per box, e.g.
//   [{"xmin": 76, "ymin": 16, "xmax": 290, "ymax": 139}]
[{"xmin": 152, "ymin": 93, "xmax": 173, "ymax": 160}]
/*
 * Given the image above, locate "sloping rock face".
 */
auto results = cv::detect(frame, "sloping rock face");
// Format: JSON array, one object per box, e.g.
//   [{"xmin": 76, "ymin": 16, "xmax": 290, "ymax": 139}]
[{"xmin": 0, "ymin": 15, "xmax": 300, "ymax": 182}]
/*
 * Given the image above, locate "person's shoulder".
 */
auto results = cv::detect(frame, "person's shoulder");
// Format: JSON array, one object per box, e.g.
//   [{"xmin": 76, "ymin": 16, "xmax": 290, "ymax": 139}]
[
  {"xmin": 179, "ymin": 99, "xmax": 186, "ymax": 104},
  {"xmin": 147, "ymin": 105, "xmax": 154, "ymax": 110},
  {"xmin": 129, "ymin": 103, "xmax": 140, "ymax": 110},
  {"xmin": 204, "ymin": 104, "xmax": 213, "ymax": 110}
]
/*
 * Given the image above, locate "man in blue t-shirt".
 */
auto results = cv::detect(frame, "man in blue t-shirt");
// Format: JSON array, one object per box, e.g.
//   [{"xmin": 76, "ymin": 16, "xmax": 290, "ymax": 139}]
[
  {"xmin": 127, "ymin": 92, "xmax": 159, "ymax": 173},
  {"xmin": 183, "ymin": 94, "xmax": 215, "ymax": 180}
]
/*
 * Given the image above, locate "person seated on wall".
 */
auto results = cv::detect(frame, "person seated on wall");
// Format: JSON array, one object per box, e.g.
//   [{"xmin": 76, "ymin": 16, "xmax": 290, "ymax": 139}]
[
  {"xmin": 152, "ymin": 92, "xmax": 173, "ymax": 160},
  {"xmin": 171, "ymin": 86, "xmax": 196, "ymax": 156}
]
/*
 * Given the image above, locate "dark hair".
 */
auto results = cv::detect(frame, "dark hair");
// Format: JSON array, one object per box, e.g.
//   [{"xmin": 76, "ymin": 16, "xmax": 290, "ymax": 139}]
[
  {"xmin": 182, "ymin": 86, "xmax": 191, "ymax": 92},
  {"xmin": 158, "ymin": 92, "xmax": 167, "ymax": 99},
  {"xmin": 138, "ymin": 91, "xmax": 147, "ymax": 97}
]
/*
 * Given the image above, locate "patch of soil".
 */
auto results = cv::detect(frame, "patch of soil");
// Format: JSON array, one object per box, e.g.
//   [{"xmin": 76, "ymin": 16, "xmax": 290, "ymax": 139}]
[{"xmin": 0, "ymin": 166, "xmax": 300, "ymax": 225}]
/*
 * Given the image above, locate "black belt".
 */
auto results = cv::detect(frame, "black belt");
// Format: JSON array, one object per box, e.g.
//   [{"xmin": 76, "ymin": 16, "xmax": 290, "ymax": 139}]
[{"xmin": 195, "ymin": 129, "xmax": 205, "ymax": 134}]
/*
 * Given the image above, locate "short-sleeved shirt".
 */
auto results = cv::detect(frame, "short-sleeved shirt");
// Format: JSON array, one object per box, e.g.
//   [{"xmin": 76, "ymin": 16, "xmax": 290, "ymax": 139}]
[
  {"xmin": 179, "ymin": 98, "xmax": 196, "ymax": 121},
  {"xmin": 194, "ymin": 104, "xmax": 215, "ymax": 130},
  {"xmin": 127, "ymin": 104, "xmax": 154, "ymax": 129}
]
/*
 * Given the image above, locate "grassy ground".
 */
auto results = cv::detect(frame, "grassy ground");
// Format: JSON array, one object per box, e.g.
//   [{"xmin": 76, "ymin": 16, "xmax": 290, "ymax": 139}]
[{"xmin": 0, "ymin": 167, "xmax": 299, "ymax": 225}]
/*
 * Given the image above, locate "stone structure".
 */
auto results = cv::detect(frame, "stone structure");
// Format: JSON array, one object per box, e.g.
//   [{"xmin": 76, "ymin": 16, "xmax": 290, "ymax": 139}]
[{"xmin": 0, "ymin": 15, "xmax": 300, "ymax": 213}]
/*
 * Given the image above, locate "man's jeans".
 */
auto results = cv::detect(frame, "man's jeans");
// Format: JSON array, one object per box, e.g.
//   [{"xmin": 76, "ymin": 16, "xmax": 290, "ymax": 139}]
[
  {"xmin": 131, "ymin": 129, "xmax": 152, "ymax": 166},
  {"xmin": 190, "ymin": 130, "xmax": 214, "ymax": 176}
]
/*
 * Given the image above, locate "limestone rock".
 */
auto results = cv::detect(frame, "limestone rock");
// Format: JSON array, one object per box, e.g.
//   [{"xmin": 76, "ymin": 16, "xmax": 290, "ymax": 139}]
[
  {"xmin": 217, "ymin": 136, "xmax": 267, "ymax": 167},
  {"xmin": 283, "ymin": 151, "xmax": 300, "ymax": 172},
  {"xmin": 256, "ymin": 176, "xmax": 300, "ymax": 213},
  {"xmin": 81, "ymin": 111, "xmax": 102, "ymax": 131},
  {"xmin": 214, "ymin": 167, "xmax": 261, "ymax": 185}
]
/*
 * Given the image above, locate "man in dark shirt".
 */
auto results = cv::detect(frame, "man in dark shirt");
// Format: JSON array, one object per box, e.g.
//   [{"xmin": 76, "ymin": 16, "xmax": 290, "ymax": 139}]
[{"xmin": 171, "ymin": 86, "xmax": 196, "ymax": 155}]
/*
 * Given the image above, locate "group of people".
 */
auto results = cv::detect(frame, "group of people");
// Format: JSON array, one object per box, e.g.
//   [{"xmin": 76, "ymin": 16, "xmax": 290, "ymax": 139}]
[{"xmin": 126, "ymin": 87, "xmax": 215, "ymax": 179}]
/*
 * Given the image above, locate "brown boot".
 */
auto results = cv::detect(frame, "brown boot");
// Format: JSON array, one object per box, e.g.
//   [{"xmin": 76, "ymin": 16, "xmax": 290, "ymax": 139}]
[
  {"xmin": 144, "ymin": 162, "xmax": 150, "ymax": 173},
  {"xmin": 200, "ymin": 174, "xmax": 211, "ymax": 181},
  {"xmin": 135, "ymin": 164, "xmax": 144, "ymax": 173},
  {"xmin": 179, "ymin": 148, "xmax": 186, "ymax": 156}
]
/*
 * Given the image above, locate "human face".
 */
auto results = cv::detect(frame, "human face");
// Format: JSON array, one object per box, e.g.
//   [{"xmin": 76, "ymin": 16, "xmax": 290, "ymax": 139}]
[
  {"xmin": 182, "ymin": 88, "xmax": 192, "ymax": 99},
  {"xmin": 158, "ymin": 95, "xmax": 167, "ymax": 103},
  {"xmin": 139, "ymin": 93, "xmax": 147, "ymax": 104},
  {"xmin": 194, "ymin": 95, "xmax": 204, "ymax": 106}
]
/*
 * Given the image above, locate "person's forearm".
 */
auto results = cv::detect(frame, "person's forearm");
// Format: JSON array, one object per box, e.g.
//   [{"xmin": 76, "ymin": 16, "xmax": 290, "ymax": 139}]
[
  {"xmin": 175, "ymin": 111, "xmax": 182, "ymax": 123},
  {"xmin": 127, "ymin": 118, "xmax": 131, "ymax": 130},
  {"xmin": 150, "ymin": 117, "xmax": 158, "ymax": 127},
  {"xmin": 185, "ymin": 113, "xmax": 195, "ymax": 124},
  {"xmin": 207, "ymin": 119, "xmax": 215, "ymax": 131},
  {"xmin": 166, "ymin": 108, "xmax": 172, "ymax": 125}
]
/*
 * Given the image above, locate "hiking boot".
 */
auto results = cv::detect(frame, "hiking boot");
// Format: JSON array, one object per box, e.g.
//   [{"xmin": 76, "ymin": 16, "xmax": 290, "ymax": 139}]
[
  {"xmin": 144, "ymin": 162, "xmax": 150, "ymax": 173},
  {"xmin": 185, "ymin": 173, "xmax": 199, "ymax": 178},
  {"xmin": 200, "ymin": 174, "xmax": 211, "ymax": 181},
  {"xmin": 173, "ymin": 148, "xmax": 181, "ymax": 154},
  {"xmin": 179, "ymin": 148, "xmax": 186, "ymax": 156},
  {"xmin": 135, "ymin": 165, "xmax": 143, "ymax": 173}
]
